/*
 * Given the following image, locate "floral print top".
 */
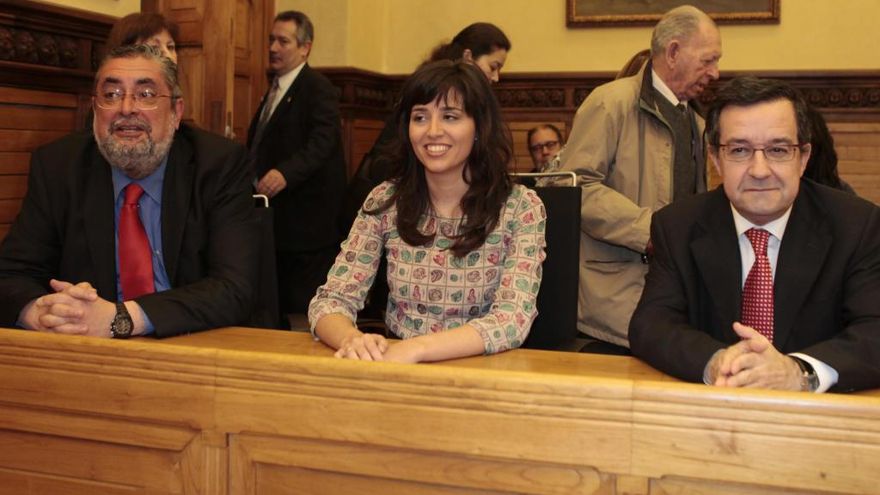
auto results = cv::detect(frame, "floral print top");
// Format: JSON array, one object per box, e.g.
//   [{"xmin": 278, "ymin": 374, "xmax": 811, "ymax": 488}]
[{"xmin": 308, "ymin": 182, "xmax": 547, "ymax": 354}]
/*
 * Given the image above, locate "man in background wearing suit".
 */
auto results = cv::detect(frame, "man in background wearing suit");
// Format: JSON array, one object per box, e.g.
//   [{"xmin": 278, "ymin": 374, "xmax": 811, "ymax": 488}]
[
  {"xmin": 247, "ymin": 10, "xmax": 346, "ymax": 324},
  {"xmin": 630, "ymin": 77, "xmax": 880, "ymax": 393},
  {"xmin": 558, "ymin": 6, "xmax": 722, "ymax": 354},
  {"xmin": 0, "ymin": 44, "xmax": 259, "ymax": 338}
]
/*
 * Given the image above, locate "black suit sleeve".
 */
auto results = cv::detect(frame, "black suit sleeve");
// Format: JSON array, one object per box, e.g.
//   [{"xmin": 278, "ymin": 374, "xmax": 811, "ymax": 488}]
[
  {"xmin": 273, "ymin": 71, "xmax": 343, "ymax": 192},
  {"xmin": 802, "ymin": 207, "xmax": 880, "ymax": 392},
  {"xmin": 136, "ymin": 144, "xmax": 260, "ymax": 338},
  {"xmin": 629, "ymin": 211, "xmax": 726, "ymax": 382}
]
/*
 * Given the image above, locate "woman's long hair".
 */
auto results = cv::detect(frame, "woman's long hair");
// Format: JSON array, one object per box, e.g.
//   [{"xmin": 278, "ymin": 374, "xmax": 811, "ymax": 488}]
[
  {"xmin": 368, "ymin": 60, "xmax": 513, "ymax": 258},
  {"xmin": 428, "ymin": 22, "xmax": 511, "ymax": 62}
]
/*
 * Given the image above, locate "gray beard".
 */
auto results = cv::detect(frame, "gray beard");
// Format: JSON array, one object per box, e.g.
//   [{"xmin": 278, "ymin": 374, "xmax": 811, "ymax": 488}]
[{"xmin": 94, "ymin": 116, "xmax": 176, "ymax": 179}]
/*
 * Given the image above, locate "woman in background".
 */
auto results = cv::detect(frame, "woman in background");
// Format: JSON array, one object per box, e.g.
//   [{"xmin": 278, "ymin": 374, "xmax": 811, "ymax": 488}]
[
  {"xmin": 106, "ymin": 12, "xmax": 179, "ymax": 63},
  {"xmin": 804, "ymin": 105, "xmax": 856, "ymax": 194},
  {"xmin": 310, "ymin": 61, "xmax": 546, "ymax": 363}
]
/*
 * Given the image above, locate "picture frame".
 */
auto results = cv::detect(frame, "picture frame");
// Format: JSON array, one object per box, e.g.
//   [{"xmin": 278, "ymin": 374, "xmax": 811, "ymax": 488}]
[{"xmin": 566, "ymin": 0, "xmax": 780, "ymax": 27}]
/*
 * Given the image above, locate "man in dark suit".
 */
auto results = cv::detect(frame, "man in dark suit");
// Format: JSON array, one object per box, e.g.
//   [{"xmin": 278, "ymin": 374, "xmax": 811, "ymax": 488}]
[
  {"xmin": 630, "ymin": 77, "xmax": 880, "ymax": 393},
  {"xmin": 0, "ymin": 44, "xmax": 259, "ymax": 338},
  {"xmin": 247, "ymin": 10, "xmax": 346, "ymax": 322}
]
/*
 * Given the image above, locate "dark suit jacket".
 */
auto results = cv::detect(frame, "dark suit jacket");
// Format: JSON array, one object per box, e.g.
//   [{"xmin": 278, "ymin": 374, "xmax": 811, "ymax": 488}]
[
  {"xmin": 0, "ymin": 125, "xmax": 260, "ymax": 338},
  {"xmin": 630, "ymin": 180, "xmax": 880, "ymax": 392},
  {"xmin": 247, "ymin": 64, "xmax": 347, "ymax": 252}
]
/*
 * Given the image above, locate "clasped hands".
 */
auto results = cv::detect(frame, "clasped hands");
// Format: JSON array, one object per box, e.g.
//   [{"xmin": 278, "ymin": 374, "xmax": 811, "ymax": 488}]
[
  {"xmin": 706, "ymin": 322, "xmax": 804, "ymax": 391},
  {"xmin": 335, "ymin": 331, "xmax": 424, "ymax": 363},
  {"xmin": 19, "ymin": 279, "xmax": 117, "ymax": 337}
]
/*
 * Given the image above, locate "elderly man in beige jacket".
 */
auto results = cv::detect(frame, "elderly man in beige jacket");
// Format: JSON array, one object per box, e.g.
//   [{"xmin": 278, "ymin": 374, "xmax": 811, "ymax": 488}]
[{"xmin": 559, "ymin": 5, "xmax": 721, "ymax": 353}]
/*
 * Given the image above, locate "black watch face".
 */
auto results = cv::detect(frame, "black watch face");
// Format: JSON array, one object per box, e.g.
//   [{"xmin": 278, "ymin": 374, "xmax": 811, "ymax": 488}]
[{"xmin": 112, "ymin": 313, "xmax": 133, "ymax": 338}]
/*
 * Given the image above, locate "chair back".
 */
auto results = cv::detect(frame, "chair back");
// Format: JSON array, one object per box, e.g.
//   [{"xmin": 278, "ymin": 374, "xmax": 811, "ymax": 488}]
[
  {"xmin": 511, "ymin": 172, "xmax": 581, "ymax": 350},
  {"xmin": 250, "ymin": 194, "xmax": 281, "ymax": 329}
]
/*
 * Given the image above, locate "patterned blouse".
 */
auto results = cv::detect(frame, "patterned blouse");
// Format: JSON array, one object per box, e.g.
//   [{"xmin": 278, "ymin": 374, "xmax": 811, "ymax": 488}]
[{"xmin": 308, "ymin": 182, "xmax": 547, "ymax": 354}]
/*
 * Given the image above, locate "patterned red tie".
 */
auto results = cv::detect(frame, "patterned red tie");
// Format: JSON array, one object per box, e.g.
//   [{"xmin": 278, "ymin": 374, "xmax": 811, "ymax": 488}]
[
  {"xmin": 119, "ymin": 183, "xmax": 154, "ymax": 300},
  {"xmin": 742, "ymin": 228, "xmax": 773, "ymax": 342}
]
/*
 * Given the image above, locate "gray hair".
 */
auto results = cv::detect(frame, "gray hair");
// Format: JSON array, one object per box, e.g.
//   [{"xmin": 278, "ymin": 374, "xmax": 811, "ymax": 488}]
[
  {"xmin": 651, "ymin": 5, "xmax": 714, "ymax": 56},
  {"xmin": 275, "ymin": 10, "xmax": 314, "ymax": 46},
  {"xmin": 96, "ymin": 44, "xmax": 182, "ymax": 100}
]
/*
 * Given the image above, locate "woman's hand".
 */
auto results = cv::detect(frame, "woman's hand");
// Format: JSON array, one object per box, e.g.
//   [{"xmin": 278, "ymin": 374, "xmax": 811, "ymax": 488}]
[
  {"xmin": 381, "ymin": 339, "xmax": 427, "ymax": 364},
  {"xmin": 335, "ymin": 332, "xmax": 389, "ymax": 361}
]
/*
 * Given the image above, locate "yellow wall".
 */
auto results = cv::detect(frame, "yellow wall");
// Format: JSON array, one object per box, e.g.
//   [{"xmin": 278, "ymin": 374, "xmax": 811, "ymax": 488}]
[
  {"xmin": 281, "ymin": 0, "xmax": 878, "ymax": 74},
  {"xmin": 36, "ymin": 0, "xmax": 139, "ymax": 17},
  {"xmin": 39, "ymin": 0, "xmax": 880, "ymax": 73}
]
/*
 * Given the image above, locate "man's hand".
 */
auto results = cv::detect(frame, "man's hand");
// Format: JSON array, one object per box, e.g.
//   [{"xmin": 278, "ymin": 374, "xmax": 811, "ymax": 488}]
[
  {"xmin": 20, "ymin": 279, "xmax": 117, "ymax": 337},
  {"xmin": 256, "ymin": 169, "xmax": 287, "ymax": 198},
  {"xmin": 708, "ymin": 322, "xmax": 802, "ymax": 391}
]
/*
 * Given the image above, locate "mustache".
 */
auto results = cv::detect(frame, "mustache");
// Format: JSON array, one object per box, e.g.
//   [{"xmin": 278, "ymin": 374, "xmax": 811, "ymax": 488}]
[{"xmin": 109, "ymin": 117, "xmax": 152, "ymax": 134}]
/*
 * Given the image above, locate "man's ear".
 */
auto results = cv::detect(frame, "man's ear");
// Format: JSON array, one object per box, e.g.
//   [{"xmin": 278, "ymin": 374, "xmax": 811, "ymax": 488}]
[
  {"xmin": 665, "ymin": 40, "xmax": 681, "ymax": 68},
  {"xmin": 798, "ymin": 143, "xmax": 811, "ymax": 177}
]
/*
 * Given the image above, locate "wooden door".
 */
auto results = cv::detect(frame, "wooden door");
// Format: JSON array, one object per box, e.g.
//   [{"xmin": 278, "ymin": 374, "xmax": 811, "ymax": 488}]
[{"xmin": 142, "ymin": 0, "xmax": 271, "ymax": 142}]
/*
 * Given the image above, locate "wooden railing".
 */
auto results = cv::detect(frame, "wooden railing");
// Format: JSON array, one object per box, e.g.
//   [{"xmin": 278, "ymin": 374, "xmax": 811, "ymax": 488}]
[{"xmin": 0, "ymin": 327, "xmax": 878, "ymax": 494}]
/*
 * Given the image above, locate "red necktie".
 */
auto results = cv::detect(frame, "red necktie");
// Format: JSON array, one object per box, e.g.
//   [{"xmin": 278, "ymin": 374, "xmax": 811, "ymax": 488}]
[
  {"xmin": 742, "ymin": 228, "xmax": 773, "ymax": 342},
  {"xmin": 119, "ymin": 183, "xmax": 155, "ymax": 300}
]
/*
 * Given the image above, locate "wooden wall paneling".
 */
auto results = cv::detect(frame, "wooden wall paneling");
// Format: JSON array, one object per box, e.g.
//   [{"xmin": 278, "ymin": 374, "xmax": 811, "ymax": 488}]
[
  {"xmin": 828, "ymin": 121, "xmax": 880, "ymax": 204},
  {"xmin": 0, "ymin": 333, "xmax": 227, "ymax": 494},
  {"xmin": 2, "ymin": 328, "xmax": 879, "ymax": 494},
  {"xmin": 632, "ymin": 382, "xmax": 880, "ymax": 494},
  {"xmin": 230, "ymin": 434, "xmax": 612, "ymax": 495},
  {"xmin": 0, "ymin": 86, "xmax": 81, "ymax": 242},
  {"xmin": 231, "ymin": 0, "xmax": 271, "ymax": 146}
]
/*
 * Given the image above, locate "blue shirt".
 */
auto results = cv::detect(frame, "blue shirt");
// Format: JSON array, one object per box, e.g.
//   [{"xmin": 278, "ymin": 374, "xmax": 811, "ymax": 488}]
[{"xmin": 112, "ymin": 160, "xmax": 173, "ymax": 334}]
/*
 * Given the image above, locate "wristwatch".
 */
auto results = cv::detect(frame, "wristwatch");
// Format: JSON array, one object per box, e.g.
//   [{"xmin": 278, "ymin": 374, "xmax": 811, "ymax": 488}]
[
  {"xmin": 791, "ymin": 356, "xmax": 819, "ymax": 392},
  {"xmin": 110, "ymin": 302, "xmax": 134, "ymax": 339}
]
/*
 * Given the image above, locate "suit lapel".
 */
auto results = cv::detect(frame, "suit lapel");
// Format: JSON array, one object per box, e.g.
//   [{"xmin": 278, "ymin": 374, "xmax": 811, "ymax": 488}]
[
  {"xmin": 161, "ymin": 131, "xmax": 195, "ymax": 283},
  {"xmin": 773, "ymin": 185, "xmax": 831, "ymax": 348},
  {"xmin": 83, "ymin": 145, "xmax": 118, "ymax": 299},
  {"xmin": 262, "ymin": 64, "xmax": 307, "ymax": 133},
  {"xmin": 690, "ymin": 189, "xmax": 742, "ymax": 341}
]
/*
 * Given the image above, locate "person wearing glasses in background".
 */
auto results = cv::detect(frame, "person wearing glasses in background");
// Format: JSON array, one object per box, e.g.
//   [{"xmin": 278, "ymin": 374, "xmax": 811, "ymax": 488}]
[
  {"xmin": 629, "ymin": 77, "xmax": 880, "ymax": 393},
  {"xmin": 526, "ymin": 124, "xmax": 563, "ymax": 173},
  {"xmin": 0, "ymin": 45, "xmax": 259, "ymax": 339}
]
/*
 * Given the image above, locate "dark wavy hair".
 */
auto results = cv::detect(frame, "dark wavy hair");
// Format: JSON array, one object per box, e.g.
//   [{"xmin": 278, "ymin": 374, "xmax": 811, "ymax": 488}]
[
  {"xmin": 429, "ymin": 22, "xmax": 511, "ymax": 62},
  {"xmin": 368, "ymin": 60, "xmax": 513, "ymax": 258},
  {"xmin": 706, "ymin": 77, "xmax": 811, "ymax": 148},
  {"xmin": 106, "ymin": 13, "xmax": 179, "ymax": 52},
  {"xmin": 804, "ymin": 105, "xmax": 844, "ymax": 190}
]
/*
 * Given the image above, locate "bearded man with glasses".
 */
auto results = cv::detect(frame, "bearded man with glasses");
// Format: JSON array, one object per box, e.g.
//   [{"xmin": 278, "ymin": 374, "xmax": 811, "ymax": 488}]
[
  {"xmin": 629, "ymin": 77, "xmax": 880, "ymax": 393},
  {"xmin": 0, "ymin": 44, "xmax": 259, "ymax": 339}
]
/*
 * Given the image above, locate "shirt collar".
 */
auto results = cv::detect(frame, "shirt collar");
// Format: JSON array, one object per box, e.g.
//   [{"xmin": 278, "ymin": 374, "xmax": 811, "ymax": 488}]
[
  {"xmin": 276, "ymin": 61, "xmax": 306, "ymax": 96},
  {"xmin": 730, "ymin": 203, "xmax": 793, "ymax": 241},
  {"xmin": 112, "ymin": 156, "xmax": 169, "ymax": 204},
  {"xmin": 652, "ymin": 68, "xmax": 683, "ymax": 108}
]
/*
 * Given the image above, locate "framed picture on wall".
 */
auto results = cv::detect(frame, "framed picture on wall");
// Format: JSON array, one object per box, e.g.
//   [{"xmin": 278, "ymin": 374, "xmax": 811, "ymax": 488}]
[{"xmin": 567, "ymin": 0, "xmax": 780, "ymax": 27}]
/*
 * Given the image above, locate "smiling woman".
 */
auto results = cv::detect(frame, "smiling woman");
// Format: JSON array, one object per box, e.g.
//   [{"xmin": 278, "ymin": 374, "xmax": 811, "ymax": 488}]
[{"xmin": 309, "ymin": 60, "xmax": 547, "ymax": 365}]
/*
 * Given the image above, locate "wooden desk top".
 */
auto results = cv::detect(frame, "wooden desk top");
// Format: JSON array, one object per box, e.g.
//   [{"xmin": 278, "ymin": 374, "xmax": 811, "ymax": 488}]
[
  {"xmin": 154, "ymin": 327, "xmax": 677, "ymax": 383},
  {"xmin": 2, "ymin": 326, "xmax": 880, "ymax": 494}
]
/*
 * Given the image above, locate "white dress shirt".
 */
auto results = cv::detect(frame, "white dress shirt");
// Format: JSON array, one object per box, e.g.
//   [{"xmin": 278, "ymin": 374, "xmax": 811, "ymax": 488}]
[{"xmin": 730, "ymin": 204, "xmax": 838, "ymax": 392}]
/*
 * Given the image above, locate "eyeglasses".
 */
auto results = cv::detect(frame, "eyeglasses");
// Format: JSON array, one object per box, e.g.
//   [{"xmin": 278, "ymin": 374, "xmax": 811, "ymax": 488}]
[
  {"xmin": 529, "ymin": 140, "xmax": 560, "ymax": 153},
  {"xmin": 94, "ymin": 88, "xmax": 173, "ymax": 110},
  {"xmin": 717, "ymin": 144, "xmax": 805, "ymax": 163}
]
